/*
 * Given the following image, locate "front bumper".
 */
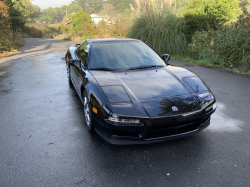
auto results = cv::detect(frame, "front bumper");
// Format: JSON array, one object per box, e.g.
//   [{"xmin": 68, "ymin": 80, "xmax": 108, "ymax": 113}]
[{"xmin": 94, "ymin": 104, "xmax": 216, "ymax": 145}]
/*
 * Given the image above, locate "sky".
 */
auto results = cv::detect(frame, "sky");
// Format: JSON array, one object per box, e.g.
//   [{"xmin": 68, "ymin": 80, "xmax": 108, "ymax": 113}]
[{"xmin": 32, "ymin": 0, "xmax": 73, "ymax": 9}]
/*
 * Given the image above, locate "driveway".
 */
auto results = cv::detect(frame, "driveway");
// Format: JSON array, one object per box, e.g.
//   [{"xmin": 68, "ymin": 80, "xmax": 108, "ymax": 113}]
[{"xmin": 0, "ymin": 38, "xmax": 249, "ymax": 186}]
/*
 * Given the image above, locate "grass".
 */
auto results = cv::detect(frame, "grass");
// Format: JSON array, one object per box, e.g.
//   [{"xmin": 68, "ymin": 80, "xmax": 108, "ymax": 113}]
[
  {"xmin": 171, "ymin": 55, "xmax": 214, "ymax": 65},
  {"xmin": 127, "ymin": 0, "xmax": 187, "ymax": 56},
  {"xmin": 171, "ymin": 55, "xmax": 250, "ymax": 76},
  {"xmin": 127, "ymin": 12, "xmax": 187, "ymax": 56},
  {"xmin": 54, "ymin": 34, "xmax": 83, "ymax": 42},
  {"xmin": 23, "ymin": 22, "xmax": 60, "ymax": 38}
]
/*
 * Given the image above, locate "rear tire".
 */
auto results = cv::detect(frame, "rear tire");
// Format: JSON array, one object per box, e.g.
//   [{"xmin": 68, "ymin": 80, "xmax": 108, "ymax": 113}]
[{"xmin": 83, "ymin": 90, "xmax": 93, "ymax": 132}]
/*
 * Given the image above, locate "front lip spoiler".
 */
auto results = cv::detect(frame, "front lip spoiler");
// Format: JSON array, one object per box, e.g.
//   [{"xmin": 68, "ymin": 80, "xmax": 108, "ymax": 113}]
[{"xmin": 95, "ymin": 116, "xmax": 211, "ymax": 145}]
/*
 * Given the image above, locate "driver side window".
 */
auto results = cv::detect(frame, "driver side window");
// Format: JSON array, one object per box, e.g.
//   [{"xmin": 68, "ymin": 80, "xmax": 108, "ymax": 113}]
[{"xmin": 77, "ymin": 41, "xmax": 91, "ymax": 68}]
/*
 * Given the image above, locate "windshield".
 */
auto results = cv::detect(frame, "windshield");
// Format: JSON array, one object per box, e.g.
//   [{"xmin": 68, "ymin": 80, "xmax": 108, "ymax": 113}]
[{"xmin": 89, "ymin": 41, "xmax": 166, "ymax": 70}]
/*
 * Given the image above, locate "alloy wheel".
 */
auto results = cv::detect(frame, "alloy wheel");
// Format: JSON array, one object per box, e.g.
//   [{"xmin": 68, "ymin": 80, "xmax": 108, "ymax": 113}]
[{"xmin": 84, "ymin": 96, "xmax": 91, "ymax": 126}]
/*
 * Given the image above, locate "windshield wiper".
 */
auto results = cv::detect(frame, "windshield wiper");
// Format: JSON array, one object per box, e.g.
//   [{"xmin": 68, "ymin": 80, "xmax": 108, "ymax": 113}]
[
  {"xmin": 88, "ymin": 67, "xmax": 116, "ymax": 71},
  {"xmin": 127, "ymin": 65, "xmax": 164, "ymax": 70}
]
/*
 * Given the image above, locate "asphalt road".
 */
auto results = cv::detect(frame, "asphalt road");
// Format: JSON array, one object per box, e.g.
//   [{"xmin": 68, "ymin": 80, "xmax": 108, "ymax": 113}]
[{"xmin": 0, "ymin": 38, "xmax": 249, "ymax": 187}]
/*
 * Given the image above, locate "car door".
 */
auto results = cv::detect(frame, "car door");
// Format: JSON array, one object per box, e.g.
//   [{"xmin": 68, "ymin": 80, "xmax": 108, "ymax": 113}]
[
  {"xmin": 70, "ymin": 50, "xmax": 81, "ymax": 94},
  {"xmin": 75, "ymin": 41, "xmax": 91, "ymax": 96}
]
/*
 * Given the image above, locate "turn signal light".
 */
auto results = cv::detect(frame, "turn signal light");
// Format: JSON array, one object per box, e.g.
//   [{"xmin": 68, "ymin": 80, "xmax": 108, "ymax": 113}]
[{"xmin": 93, "ymin": 107, "xmax": 97, "ymax": 114}]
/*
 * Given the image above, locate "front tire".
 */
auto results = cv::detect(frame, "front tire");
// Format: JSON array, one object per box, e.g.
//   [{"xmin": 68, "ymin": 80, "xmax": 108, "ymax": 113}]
[
  {"xmin": 66, "ymin": 63, "xmax": 73, "ymax": 88},
  {"xmin": 83, "ymin": 91, "xmax": 93, "ymax": 132}
]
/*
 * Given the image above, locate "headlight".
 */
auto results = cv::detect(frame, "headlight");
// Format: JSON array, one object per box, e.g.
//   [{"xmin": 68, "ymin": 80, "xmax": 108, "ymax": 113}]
[{"xmin": 108, "ymin": 116, "xmax": 140, "ymax": 124}]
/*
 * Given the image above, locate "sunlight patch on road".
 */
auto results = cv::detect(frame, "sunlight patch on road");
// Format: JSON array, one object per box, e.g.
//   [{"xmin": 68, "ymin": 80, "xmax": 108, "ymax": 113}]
[{"xmin": 207, "ymin": 102, "xmax": 244, "ymax": 132}]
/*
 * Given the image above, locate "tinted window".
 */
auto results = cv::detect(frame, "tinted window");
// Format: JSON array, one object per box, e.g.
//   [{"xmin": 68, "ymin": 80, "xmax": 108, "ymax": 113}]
[
  {"xmin": 77, "ymin": 41, "xmax": 91, "ymax": 67},
  {"xmin": 89, "ymin": 41, "xmax": 166, "ymax": 69}
]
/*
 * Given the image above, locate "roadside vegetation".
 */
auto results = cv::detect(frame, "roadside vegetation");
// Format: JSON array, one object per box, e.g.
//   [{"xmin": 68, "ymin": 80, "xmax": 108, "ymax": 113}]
[
  {"xmin": 0, "ymin": 0, "xmax": 249, "ymax": 75},
  {"xmin": 54, "ymin": 1, "xmax": 132, "ymax": 41},
  {"xmin": 0, "ymin": 0, "xmax": 24, "ymax": 58},
  {"xmin": 128, "ymin": 0, "xmax": 250, "ymax": 76},
  {"xmin": 0, "ymin": 0, "xmax": 132, "ymax": 58},
  {"xmin": 0, "ymin": 0, "xmax": 60, "ymax": 59}
]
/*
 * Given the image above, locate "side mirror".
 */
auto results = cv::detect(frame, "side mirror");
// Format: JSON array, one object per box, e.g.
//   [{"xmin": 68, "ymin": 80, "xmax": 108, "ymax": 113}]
[
  {"xmin": 70, "ymin": 59, "xmax": 81, "ymax": 67},
  {"xmin": 162, "ymin": 54, "xmax": 171, "ymax": 64}
]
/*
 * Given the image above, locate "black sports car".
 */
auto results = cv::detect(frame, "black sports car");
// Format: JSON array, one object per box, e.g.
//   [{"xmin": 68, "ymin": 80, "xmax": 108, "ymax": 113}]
[{"xmin": 65, "ymin": 38, "xmax": 216, "ymax": 144}]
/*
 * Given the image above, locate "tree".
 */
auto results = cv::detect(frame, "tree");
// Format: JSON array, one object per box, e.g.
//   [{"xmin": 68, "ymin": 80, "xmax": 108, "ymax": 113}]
[
  {"xmin": 4, "ymin": 0, "xmax": 25, "ymax": 32},
  {"xmin": 69, "ymin": 8, "xmax": 92, "ymax": 34},
  {"xmin": 106, "ymin": 0, "xmax": 134, "ymax": 13},
  {"xmin": 0, "ymin": 1, "xmax": 11, "ymax": 52},
  {"xmin": 61, "ymin": 3, "xmax": 82, "ymax": 15},
  {"xmin": 183, "ymin": 0, "xmax": 242, "ymax": 42},
  {"xmin": 28, "ymin": 5, "xmax": 41, "ymax": 21},
  {"xmin": 38, "ymin": 7, "xmax": 57, "ymax": 24},
  {"xmin": 99, "ymin": 3, "xmax": 116, "ymax": 22},
  {"xmin": 73, "ymin": 0, "xmax": 104, "ymax": 14},
  {"xmin": 9, "ymin": 0, "xmax": 40, "ymax": 21}
]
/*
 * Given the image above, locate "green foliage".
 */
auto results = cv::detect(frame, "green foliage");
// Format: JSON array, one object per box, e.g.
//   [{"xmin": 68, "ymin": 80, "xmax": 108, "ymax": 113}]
[
  {"xmin": 4, "ymin": 0, "xmax": 25, "ymax": 32},
  {"xmin": 60, "ymin": 24, "xmax": 71, "ymax": 34},
  {"xmin": 39, "ymin": 7, "xmax": 57, "ymax": 24},
  {"xmin": 0, "ymin": 1, "xmax": 23, "ymax": 53},
  {"xmin": 183, "ymin": 0, "xmax": 242, "ymax": 42},
  {"xmin": 95, "ymin": 19, "xmax": 108, "ymax": 35},
  {"xmin": 73, "ymin": 0, "xmax": 104, "ymax": 14},
  {"xmin": 69, "ymin": 9, "xmax": 92, "ymax": 34},
  {"xmin": 10, "ymin": 0, "xmax": 41, "ymax": 21},
  {"xmin": 23, "ymin": 22, "xmax": 60, "ymax": 38},
  {"xmin": 174, "ymin": 0, "xmax": 188, "ymax": 16},
  {"xmin": 106, "ymin": 0, "xmax": 134, "ymax": 13},
  {"xmin": 23, "ymin": 25, "xmax": 43, "ymax": 38},
  {"xmin": 61, "ymin": 4, "xmax": 82, "ymax": 15},
  {"xmin": 190, "ymin": 14, "xmax": 250, "ymax": 73},
  {"xmin": 7, "ymin": 6, "xmax": 25, "ymax": 32},
  {"xmin": 127, "ymin": 12, "xmax": 187, "ymax": 55},
  {"xmin": 240, "ymin": 0, "xmax": 250, "ymax": 13}
]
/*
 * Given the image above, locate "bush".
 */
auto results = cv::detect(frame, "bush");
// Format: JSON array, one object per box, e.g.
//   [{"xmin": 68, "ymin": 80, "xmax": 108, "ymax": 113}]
[
  {"xmin": 23, "ymin": 25, "xmax": 43, "ymax": 38},
  {"xmin": 183, "ymin": 0, "xmax": 242, "ymax": 42},
  {"xmin": 0, "ymin": 1, "xmax": 23, "ymax": 53},
  {"xmin": 60, "ymin": 24, "xmax": 71, "ymax": 34},
  {"xmin": 69, "ymin": 9, "xmax": 92, "ymax": 34},
  {"xmin": 111, "ymin": 15, "xmax": 129, "ymax": 38},
  {"xmin": 190, "ymin": 14, "xmax": 250, "ymax": 73}
]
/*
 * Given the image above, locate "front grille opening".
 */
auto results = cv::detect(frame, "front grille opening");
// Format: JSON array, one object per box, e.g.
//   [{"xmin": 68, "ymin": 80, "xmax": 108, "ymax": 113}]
[
  {"xmin": 145, "ymin": 122, "xmax": 199, "ymax": 139},
  {"xmin": 201, "ymin": 117, "xmax": 210, "ymax": 124},
  {"xmin": 112, "ymin": 129, "xmax": 141, "ymax": 138}
]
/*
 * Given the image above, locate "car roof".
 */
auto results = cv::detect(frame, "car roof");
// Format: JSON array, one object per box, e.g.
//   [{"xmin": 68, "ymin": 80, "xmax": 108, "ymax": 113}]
[{"xmin": 87, "ymin": 38, "xmax": 140, "ymax": 43}]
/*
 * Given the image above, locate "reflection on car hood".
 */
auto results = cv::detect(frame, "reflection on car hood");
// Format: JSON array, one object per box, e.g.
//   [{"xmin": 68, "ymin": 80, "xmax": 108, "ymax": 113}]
[
  {"xmin": 90, "ymin": 67, "xmax": 213, "ymax": 117},
  {"xmin": 140, "ymin": 94, "xmax": 200, "ymax": 117},
  {"xmin": 91, "ymin": 67, "xmax": 189, "ymax": 101}
]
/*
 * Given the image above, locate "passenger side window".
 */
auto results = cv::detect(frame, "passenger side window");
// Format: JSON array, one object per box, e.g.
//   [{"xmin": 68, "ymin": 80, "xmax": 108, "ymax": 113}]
[{"xmin": 77, "ymin": 41, "xmax": 91, "ymax": 68}]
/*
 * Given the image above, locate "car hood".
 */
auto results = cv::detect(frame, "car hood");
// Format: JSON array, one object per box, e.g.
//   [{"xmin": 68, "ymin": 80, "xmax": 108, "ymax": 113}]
[
  {"xmin": 90, "ymin": 67, "xmax": 210, "ymax": 117},
  {"xmin": 91, "ymin": 67, "xmax": 190, "ymax": 100}
]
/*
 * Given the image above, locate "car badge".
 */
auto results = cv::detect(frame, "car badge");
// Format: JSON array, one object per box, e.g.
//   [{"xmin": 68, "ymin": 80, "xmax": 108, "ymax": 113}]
[{"xmin": 172, "ymin": 106, "xmax": 178, "ymax": 111}]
